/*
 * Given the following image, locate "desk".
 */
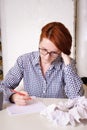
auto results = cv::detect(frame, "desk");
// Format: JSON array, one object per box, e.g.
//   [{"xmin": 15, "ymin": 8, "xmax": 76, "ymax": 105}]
[{"xmin": 0, "ymin": 98, "xmax": 87, "ymax": 130}]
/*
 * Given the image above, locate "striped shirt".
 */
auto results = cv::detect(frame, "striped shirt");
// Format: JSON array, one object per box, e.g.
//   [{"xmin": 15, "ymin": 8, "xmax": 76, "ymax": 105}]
[{"xmin": 0, "ymin": 51, "xmax": 84, "ymax": 101}]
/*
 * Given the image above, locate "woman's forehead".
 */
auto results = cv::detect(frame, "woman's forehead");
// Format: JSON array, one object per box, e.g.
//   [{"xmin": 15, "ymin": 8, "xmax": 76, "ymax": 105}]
[{"xmin": 40, "ymin": 38, "xmax": 59, "ymax": 51}]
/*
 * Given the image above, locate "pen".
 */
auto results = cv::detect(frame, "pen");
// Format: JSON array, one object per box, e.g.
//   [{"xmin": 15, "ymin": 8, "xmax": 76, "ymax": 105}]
[{"xmin": 11, "ymin": 89, "xmax": 32, "ymax": 100}]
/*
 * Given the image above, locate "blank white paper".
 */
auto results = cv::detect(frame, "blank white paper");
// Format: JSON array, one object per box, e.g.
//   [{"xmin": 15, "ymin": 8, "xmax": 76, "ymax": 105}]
[{"xmin": 7, "ymin": 100, "xmax": 46, "ymax": 116}]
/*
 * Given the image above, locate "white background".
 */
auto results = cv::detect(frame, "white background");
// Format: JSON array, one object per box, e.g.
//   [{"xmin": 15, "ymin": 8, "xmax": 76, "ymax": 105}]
[
  {"xmin": 0, "ymin": 0, "xmax": 75, "ymax": 77},
  {"xmin": 0, "ymin": 0, "xmax": 87, "ymax": 78},
  {"xmin": 76, "ymin": 0, "xmax": 87, "ymax": 77}
]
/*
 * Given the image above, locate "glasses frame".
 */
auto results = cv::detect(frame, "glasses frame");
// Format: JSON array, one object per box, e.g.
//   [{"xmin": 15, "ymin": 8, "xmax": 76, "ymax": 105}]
[{"xmin": 39, "ymin": 48, "xmax": 60, "ymax": 58}]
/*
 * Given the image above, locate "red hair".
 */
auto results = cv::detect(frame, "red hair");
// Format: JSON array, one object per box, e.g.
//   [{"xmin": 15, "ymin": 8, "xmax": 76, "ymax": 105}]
[{"xmin": 40, "ymin": 22, "xmax": 72, "ymax": 55}]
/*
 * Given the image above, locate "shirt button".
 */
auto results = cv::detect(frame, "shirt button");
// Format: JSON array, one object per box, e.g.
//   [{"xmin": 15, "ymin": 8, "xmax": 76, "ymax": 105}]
[{"xmin": 43, "ymin": 90, "xmax": 45, "ymax": 93}]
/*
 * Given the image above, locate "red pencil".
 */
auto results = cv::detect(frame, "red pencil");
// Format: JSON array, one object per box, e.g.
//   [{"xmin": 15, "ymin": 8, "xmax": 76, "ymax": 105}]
[{"xmin": 11, "ymin": 89, "xmax": 32, "ymax": 100}]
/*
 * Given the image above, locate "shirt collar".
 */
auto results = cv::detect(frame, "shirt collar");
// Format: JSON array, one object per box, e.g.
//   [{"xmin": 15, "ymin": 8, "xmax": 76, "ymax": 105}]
[
  {"xmin": 33, "ymin": 51, "xmax": 63, "ymax": 70},
  {"xmin": 51, "ymin": 56, "xmax": 63, "ymax": 70},
  {"xmin": 32, "ymin": 51, "xmax": 40, "ymax": 66}
]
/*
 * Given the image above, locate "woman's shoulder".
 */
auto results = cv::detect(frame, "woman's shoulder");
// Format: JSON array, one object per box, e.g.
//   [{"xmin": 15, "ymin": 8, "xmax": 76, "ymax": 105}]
[
  {"xmin": 15, "ymin": 51, "xmax": 39, "ymax": 67},
  {"xmin": 17, "ymin": 51, "xmax": 38, "ymax": 60}
]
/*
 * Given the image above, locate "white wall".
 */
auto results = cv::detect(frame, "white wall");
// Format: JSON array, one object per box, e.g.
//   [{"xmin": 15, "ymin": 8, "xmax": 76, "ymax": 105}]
[
  {"xmin": 76, "ymin": 0, "xmax": 87, "ymax": 77},
  {"xmin": 1, "ymin": 0, "xmax": 75, "ymax": 77}
]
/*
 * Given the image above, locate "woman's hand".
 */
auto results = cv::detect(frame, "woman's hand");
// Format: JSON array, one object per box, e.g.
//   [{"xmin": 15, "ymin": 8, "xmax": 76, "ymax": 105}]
[
  {"xmin": 61, "ymin": 52, "xmax": 71, "ymax": 65},
  {"xmin": 11, "ymin": 90, "xmax": 30, "ymax": 106}
]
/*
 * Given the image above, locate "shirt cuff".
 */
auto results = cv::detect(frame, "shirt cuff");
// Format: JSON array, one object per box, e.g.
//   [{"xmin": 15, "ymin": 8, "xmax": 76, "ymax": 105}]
[{"xmin": 9, "ymin": 93, "xmax": 15, "ymax": 103}]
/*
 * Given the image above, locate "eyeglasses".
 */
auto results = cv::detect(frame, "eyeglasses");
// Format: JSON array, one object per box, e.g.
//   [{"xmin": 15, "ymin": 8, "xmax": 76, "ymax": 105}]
[{"xmin": 39, "ymin": 48, "xmax": 60, "ymax": 58}]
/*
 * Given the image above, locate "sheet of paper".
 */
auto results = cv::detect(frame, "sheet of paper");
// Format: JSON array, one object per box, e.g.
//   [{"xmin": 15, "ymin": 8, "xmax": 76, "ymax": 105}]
[{"xmin": 7, "ymin": 100, "xmax": 46, "ymax": 116}]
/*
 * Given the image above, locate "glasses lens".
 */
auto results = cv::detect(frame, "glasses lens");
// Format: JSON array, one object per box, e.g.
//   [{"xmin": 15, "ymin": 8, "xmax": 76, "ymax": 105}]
[
  {"xmin": 50, "ymin": 52, "xmax": 59, "ymax": 57},
  {"xmin": 39, "ymin": 48, "xmax": 47, "ymax": 55}
]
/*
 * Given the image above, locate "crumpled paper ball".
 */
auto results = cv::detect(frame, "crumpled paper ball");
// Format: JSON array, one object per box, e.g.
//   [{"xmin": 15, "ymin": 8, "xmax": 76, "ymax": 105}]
[{"xmin": 40, "ymin": 96, "xmax": 87, "ymax": 126}]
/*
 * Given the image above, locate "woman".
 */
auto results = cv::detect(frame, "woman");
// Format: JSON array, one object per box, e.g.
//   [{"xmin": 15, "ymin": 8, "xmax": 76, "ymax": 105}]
[{"xmin": 0, "ymin": 22, "xmax": 84, "ymax": 105}]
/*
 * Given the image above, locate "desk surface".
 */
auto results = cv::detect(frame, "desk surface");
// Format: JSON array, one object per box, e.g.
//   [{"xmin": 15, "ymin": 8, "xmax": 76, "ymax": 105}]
[{"xmin": 0, "ymin": 98, "xmax": 87, "ymax": 130}]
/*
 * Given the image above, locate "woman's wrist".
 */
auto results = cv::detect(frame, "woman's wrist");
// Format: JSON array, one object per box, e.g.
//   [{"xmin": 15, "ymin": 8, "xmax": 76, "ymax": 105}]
[{"xmin": 9, "ymin": 93, "xmax": 15, "ymax": 103}]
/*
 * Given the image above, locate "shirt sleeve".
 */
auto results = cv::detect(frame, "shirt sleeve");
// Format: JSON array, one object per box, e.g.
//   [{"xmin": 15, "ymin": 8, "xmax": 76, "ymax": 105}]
[
  {"xmin": 0, "ymin": 56, "xmax": 24, "ymax": 101},
  {"xmin": 63, "ymin": 59, "xmax": 84, "ymax": 98}
]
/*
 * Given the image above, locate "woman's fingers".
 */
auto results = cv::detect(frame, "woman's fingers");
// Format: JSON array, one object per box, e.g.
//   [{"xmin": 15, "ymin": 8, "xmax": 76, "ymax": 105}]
[
  {"xmin": 61, "ymin": 52, "xmax": 71, "ymax": 65},
  {"xmin": 12, "ymin": 90, "xmax": 30, "ymax": 105}
]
